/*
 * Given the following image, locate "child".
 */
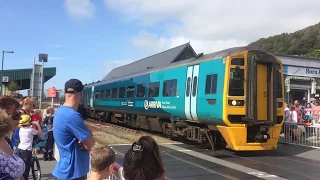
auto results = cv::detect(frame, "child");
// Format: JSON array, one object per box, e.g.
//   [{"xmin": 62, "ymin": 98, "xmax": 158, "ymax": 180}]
[
  {"xmin": 17, "ymin": 114, "xmax": 42, "ymax": 180},
  {"xmin": 43, "ymin": 107, "xmax": 55, "ymax": 161},
  {"xmin": 88, "ymin": 145, "xmax": 116, "ymax": 180}
]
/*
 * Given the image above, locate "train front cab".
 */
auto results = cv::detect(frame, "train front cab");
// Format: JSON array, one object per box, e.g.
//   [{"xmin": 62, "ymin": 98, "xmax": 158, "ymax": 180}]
[{"xmin": 217, "ymin": 50, "xmax": 284, "ymax": 151}]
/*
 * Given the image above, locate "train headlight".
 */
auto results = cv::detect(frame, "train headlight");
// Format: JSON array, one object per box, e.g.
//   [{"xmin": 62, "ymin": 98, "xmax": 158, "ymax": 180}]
[{"xmin": 228, "ymin": 100, "xmax": 244, "ymax": 106}]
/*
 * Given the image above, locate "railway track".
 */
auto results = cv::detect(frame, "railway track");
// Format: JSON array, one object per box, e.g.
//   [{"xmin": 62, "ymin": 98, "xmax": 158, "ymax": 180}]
[{"xmin": 85, "ymin": 118, "xmax": 175, "ymax": 144}]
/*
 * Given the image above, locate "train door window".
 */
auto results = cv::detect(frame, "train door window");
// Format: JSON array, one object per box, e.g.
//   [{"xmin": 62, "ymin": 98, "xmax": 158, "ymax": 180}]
[
  {"xmin": 136, "ymin": 84, "xmax": 146, "ymax": 97},
  {"xmin": 105, "ymin": 89, "xmax": 111, "ymax": 98},
  {"xmin": 119, "ymin": 87, "xmax": 125, "ymax": 98},
  {"xmin": 276, "ymin": 63, "xmax": 283, "ymax": 98},
  {"xmin": 111, "ymin": 88, "xmax": 118, "ymax": 98},
  {"xmin": 186, "ymin": 77, "xmax": 191, "ymax": 97},
  {"xmin": 127, "ymin": 86, "xmax": 135, "ymax": 98},
  {"xmin": 192, "ymin": 76, "xmax": 198, "ymax": 97},
  {"xmin": 148, "ymin": 82, "xmax": 160, "ymax": 97},
  {"xmin": 95, "ymin": 91, "xmax": 100, "ymax": 99},
  {"xmin": 100, "ymin": 90, "xmax": 105, "ymax": 99},
  {"xmin": 205, "ymin": 74, "xmax": 218, "ymax": 94},
  {"xmin": 163, "ymin": 79, "xmax": 177, "ymax": 97}
]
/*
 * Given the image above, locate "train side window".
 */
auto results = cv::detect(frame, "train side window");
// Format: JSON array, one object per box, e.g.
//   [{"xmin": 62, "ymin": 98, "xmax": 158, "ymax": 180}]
[
  {"xmin": 95, "ymin": 91, "xmax": 100, "ymax": 99},
  {"xmin": 127, "ymin": 86, "xmax": 135, "ymax": 98},
  {"xmin": 148, "ymin": 82, "xmax": 160, "ymax": 97},
  {"xmin": 163, "ymin": 79, "xmax": 177, "ymax": 97},
  {"xmin": 100, "ymin": 90, "xmax": 105, "ymax": 99},
  {"xmin": 205, "ymin": 74, "xmax": 218, "ymax": 94},
  {"xmin": 192, "ymin": 76, "xmax": 198, "ymax": 96},
  {"xmin": 105, "ymin": 89, "xmax": 111, "ymax": 98},
  {"xmin": 231, "ymin": 58, "xmax": 244, "ymax": 66},
  {"xmin": 111, "ymin": 88, "xmax": 118, "ymax": 98},
  {"xmin": 136, "ymin": 84, "xmax": 146, "ymax": 97},
  {"xmin": 119, "ymin": 87, "xmax": 125, "ymax": 98}
]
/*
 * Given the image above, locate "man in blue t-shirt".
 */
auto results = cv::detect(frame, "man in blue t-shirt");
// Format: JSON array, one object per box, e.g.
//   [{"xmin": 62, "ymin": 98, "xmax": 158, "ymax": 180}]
[{"xmin": 52, "ymin": 79, "xmax": 95, "ymax": 180}]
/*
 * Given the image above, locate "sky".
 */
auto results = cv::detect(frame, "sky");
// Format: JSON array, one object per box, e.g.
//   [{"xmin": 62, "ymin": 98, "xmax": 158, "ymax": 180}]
[{"xmin": 1, "ymin": 0, "xmax": 320, "ymax": 95}]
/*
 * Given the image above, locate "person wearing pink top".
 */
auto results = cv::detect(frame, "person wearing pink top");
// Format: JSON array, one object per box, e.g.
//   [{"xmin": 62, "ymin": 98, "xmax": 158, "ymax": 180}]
[{"xmin": 311, "ymin": 99, "xmax": 320, "ymax": 123}]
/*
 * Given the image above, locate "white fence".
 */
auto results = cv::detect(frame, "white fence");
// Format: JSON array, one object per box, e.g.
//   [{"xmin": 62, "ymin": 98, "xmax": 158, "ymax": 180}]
[{"xmin": 279, "ymin": 122, "xmax": 320, "ymax": 148}]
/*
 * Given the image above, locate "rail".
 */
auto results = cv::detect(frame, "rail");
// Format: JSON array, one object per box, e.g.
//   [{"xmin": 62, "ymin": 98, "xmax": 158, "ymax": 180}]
[{"xmin": 279, "ymin": 121, "xmax": 320, "ymax": 148}]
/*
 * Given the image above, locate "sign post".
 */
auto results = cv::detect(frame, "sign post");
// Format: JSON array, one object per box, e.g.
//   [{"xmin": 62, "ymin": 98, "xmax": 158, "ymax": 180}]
[{"xmin": 48, "ymin": 87, "xmax": 57, "ymax": 107}]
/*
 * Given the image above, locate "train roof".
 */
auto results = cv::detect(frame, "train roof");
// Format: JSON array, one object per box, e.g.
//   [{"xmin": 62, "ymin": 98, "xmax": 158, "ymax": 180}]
[
  {"xmin": 102, "ymin": 42, "xmax": 197, "ymax": 81},
  {"xmin": 86, "ymin": 46, "xmax": 264, "ymax": 87}
]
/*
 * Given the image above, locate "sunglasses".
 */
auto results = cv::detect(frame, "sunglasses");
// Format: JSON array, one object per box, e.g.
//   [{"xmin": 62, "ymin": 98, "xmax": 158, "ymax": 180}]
[{"xmin": 11, "ymin": 112, "xmax": 21, "ymax": 121}]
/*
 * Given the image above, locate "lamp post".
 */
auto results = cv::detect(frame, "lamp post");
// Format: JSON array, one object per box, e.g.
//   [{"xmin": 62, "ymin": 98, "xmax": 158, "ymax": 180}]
[{"xmin": 1, "ymin": 50, "xmax": 14, "ymax": 95}]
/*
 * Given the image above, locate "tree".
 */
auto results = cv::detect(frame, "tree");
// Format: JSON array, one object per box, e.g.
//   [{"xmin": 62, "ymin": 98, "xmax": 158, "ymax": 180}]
[{"xmin": 7, "ymin": 81, "xmax": 21, "ymax": 93}]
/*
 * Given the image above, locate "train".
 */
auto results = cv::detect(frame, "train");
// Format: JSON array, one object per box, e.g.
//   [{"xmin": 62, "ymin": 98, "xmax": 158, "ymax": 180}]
[{"xmin": 81, "ymin": 45, "xmax": 285, "ymax": 151}]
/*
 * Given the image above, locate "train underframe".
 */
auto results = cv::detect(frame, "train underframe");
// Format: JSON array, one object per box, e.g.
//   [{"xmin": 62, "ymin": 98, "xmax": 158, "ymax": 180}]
[{"xmin": 87, "ymin": 109, "xmax": 227, "ymax": 150}]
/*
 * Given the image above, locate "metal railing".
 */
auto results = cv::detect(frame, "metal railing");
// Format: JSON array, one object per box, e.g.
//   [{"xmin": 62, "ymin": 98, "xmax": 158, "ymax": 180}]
[{"xmin": 279, "ymin": 121, "xmax": 320, "ymax": 148}]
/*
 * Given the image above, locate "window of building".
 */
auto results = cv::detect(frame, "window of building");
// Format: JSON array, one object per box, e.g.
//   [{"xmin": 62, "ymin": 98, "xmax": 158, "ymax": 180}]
[
  {"xmin": 205, "ymin": 74, "xmax": 218, "ymax": 94},
  {"xmin": 119, "ymin": 87, "xmax": 125, "ymax": 98},
  {"xmin": 136, "ymin": 84, "xmax": 146, "ymax": 97},
  {"xmin": 163, "ymin": 79, "xmax": 177, "ymax": 97},
  {"xmin": 127, "ymin": 86, "xmax": 135, "ymax": 98},
  {"xmin": 105, "ymin": 89, "xmax": 111, "ymax": 98},
  {"xmin": 111, "ymin": 88, "xmax": 117, "ymax": 98},
  {"xmin": 148, "ymin": 82, "xmax": 160, "ymax": 97}
]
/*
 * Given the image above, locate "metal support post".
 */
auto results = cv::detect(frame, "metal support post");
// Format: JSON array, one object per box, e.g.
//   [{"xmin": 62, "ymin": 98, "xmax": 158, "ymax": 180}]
[
  {"xmin": 39, "ymin": 60, "xmax": 44, "ymax": 110},
  {"xmin": 1, "ymin": 51, "xmax": 4, "ymax": 95}
]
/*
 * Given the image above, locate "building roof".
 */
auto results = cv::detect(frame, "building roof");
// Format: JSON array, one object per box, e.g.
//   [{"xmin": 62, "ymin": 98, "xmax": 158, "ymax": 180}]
[
  {"xmin": 102, "ymin": 43, "xmax": 197, "ymax": 81},
  {"xmin": 275, "ymin": 55, "xmax": 320, "ymax": 67}
]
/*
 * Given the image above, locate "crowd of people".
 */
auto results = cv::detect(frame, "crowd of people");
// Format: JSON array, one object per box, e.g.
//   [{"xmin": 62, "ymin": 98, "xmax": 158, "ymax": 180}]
[
  {"xmin": 0, "ymin": 78, "xmax": 166, "ymax": 180},
  {"xmin": 284, "ymin": 98, "xmax": 320, "ymax": 123}
]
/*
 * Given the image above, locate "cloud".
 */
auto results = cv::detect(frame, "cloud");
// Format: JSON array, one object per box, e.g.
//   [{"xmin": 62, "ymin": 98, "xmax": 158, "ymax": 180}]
[
  {"xmin": 65, "ymin": 0, "xmax": 95, "ymax": 19},
  {"xmin": 105, "ymin": 0, "xmax": 320, "ymax": 53}
]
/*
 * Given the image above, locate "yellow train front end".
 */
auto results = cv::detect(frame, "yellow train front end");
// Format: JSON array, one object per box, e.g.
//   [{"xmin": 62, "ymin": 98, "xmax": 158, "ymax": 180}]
[{"xmin": 217, "ymin": 50, "xmax": 284, "ymax": 151}]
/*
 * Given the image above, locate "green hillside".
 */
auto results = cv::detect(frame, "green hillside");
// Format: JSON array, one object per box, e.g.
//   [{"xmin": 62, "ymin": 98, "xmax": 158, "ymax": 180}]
[{"xmin": 248, "ymin": 22, "xmax": 320, "ymax": 58}]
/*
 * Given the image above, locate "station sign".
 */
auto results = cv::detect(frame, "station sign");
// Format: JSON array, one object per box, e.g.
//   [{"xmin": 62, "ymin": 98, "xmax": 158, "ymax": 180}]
[
  {"xmin": 285, "ymin": 66, "xmax": 320, "ymax": 78},
  {"xmin": 48, "ymin": 87, "xmax": 57, "ymax": 98},
  {"xmin": 2, "ymin": 76, "xmax": 9, "ymax": 83}
]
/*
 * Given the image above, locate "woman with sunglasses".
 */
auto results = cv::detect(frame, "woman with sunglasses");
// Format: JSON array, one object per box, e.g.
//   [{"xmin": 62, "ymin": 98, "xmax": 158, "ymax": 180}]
[
  {"xmin": 0, "ymin": 96, "xmax": 22, "ymax": 149},
  {"xmin": 0, "ymin": 96, "xmax": 25, "ymax": 180}
]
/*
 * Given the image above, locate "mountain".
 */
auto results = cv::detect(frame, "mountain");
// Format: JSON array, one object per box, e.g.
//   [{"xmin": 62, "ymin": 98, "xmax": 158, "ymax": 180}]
[{"xmin": 248, "ymin": 22, "xmax": 320, "ymax": 58}]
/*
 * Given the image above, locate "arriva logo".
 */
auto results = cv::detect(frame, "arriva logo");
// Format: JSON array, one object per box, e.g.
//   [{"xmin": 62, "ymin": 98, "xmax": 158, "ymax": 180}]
[{"xmin": 144, "ymin": 100, "xmax": 162, "ymax": 110}]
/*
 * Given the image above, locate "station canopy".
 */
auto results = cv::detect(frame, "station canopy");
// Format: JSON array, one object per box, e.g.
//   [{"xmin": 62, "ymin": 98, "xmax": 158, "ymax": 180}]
[{"xmin": 2, "ymin": 67, "xmax": 56, "ymax": 90}]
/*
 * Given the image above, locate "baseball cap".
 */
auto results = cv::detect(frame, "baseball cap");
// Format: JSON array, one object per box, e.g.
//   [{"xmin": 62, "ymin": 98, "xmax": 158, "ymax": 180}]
[{"xmin": 65, "ymin": 79, "xmax": 84, "ymax": 93}]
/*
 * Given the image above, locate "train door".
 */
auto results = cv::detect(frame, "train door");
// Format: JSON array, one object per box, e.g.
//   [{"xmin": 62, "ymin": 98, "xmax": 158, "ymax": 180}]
[
  {"xmin": 90, "ymin": 86, "xmax": 95, "ymax": 108},
  {"xmin": 247, "ymin": 52, "xmax": 277, "ymax": 124},
  {"xmin": 185, "ymin": 64, "xmax": 200, "ymax": 121},
  {"xmin": 257, "ymin": 64, "xmax": 268, "ymax": 121}
]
